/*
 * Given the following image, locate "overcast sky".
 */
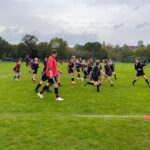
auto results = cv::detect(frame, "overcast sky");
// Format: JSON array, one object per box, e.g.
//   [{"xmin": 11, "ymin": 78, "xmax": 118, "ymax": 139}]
[{"xmin": 0, "ymin": 0, "xmax": 150, "ymax": 46}]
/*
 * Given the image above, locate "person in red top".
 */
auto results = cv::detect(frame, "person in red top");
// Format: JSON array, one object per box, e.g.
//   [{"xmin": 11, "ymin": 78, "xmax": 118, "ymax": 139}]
[
  {"xmin": 12, "ymin": 59, "xmax": 21, "ymax": 81},
  {"xmin": 38, "ymin": 49, "xmax": 64, "ymax": 101}
]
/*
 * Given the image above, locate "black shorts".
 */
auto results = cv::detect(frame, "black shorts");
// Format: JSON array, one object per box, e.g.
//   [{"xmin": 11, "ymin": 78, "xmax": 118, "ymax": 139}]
[
  {"xmin": 33, "ymin": 70, "xmax": 38, "ymax": 74},
  {"xmin": 41, "ymin": 71, "xmax": 48, "ymax": 81},
  {"xmin": 92, "ymin": 75, "xmax": 99, "ymax": 81},
  {"xmin": 111, "ymin": 69, "xmax": 114, "ymax": 72},
  {"xmin": 106, "ymin": 72, "xmax": 112, "ymax": 77},
  {"xmin": 98, "ymin": 72, "xmax": 101, "ymax": 77},
  {"xmin": 48, "ymin": 76, "xmax": 58, "ymax": 84},
  {"xmin": 68, "ymin": 67, "xmax": 74, "ymax": 74},
  {"xmin": 136, "ymin": 71, "xmax": 145, "ymax": 77}
]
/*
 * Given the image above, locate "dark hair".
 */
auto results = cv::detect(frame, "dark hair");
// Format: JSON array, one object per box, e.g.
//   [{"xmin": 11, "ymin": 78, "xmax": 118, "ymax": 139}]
[
  {"xmin": 51, "ymin": 49, "xmax": 57, "ymax": 54},
  {"xmin": 104, "ymin": 59, "xmax": 108, "ymax": 64}
]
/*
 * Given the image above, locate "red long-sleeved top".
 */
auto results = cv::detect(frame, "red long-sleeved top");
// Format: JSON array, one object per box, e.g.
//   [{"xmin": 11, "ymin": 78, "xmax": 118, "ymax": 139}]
[{"xmin": 46, "ymin": 55, "xmax": 58, "ymax": 77}]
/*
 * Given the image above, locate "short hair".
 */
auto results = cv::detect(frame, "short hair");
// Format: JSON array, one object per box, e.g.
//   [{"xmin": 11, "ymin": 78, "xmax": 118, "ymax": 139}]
[
  {"xmin": 96, "ymin": 60, "xmax": 100, "ymax": 65},
  {"xmin": 104, "ymin": 59, "xmax": 108, "ymax": 64},
  {"xmin": 51, "ymin": 49, "xmax": 58, "ymax": 55}
]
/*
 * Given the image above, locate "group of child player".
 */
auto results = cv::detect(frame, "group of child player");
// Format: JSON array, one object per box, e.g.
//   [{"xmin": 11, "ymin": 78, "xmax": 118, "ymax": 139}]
[
  {"xmin": 67, "ymin": 56, "xmax": 117, "ymax": 92},
  {"xmin": 12, "ymin": 49, "xmax": 150, "ymax": 101}
]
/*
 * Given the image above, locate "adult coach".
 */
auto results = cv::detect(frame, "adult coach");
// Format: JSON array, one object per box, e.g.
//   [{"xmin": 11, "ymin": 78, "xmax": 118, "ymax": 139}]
[{"xmin": 38, "ymin": 49, "xmax": 64, "ymax": 101}]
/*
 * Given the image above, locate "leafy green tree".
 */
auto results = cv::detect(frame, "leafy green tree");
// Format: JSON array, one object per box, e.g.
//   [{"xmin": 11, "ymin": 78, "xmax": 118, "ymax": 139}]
[
  {"xmin": 22, "ymin": 34, "xmax": 38, "ymax": 57},
  {"xmin": 0, "ymin": 37, "xmax": 12, "ymax": 59},
  {"xmin": 49, "ymin": 37, "xmax": 68, "ymax": 59}
]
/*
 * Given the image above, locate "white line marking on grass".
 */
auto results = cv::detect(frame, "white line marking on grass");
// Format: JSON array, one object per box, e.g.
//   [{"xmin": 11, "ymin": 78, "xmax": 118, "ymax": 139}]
[{"xmin": 75, "ymin": 115, "xmax": 144, "ymax": 119}]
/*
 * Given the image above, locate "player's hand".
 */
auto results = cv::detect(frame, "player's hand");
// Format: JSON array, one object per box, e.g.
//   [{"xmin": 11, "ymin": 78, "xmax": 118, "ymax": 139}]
[
  {"xmin": 49, "ymin": 75, "xmax": 53, "ymax": 79},
  {"xmin": 59, "ymin": 71, "xmax": 63, "ymax": 74}
]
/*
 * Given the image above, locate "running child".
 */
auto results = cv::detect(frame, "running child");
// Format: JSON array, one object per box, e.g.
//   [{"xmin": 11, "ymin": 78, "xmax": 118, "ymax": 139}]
[
  {"xmin": 81, "ymin": 60, "xmax": 88, "ymax": 80},
  {"xmin": 29, "ymin": 58, "xmax": 34, "ymax": 73},
  {"xmin": 75, "ymin": 58, "xmax": 83, "ymax": 81},
  {"xmin": 12, "ymin": 59, "xmax": 21, "ymax": 81},
  {"xmin": 101, "ymin": 59, "xmax": 113, "ymax": 87},
  {"xmin": 32, "ymin": 58, "xmax": 39, "ymax": 83},
  {"xmin": 109, "ymin": 59, "xmax": 117, "ymax": 80},
  {"xmin": 68, "ymin": 55, "xmax": 76, "ymax": 84},
  {"xmin": 35, "ymin": 57, "xmax": 51, "ymax": 93},
  {"xmin": 132, "ymin": 57, "xmax": 150, "ymax": 87},
  {"xmin": 85, "ymin": 60, "xmax": 102, "ymax": 92}
]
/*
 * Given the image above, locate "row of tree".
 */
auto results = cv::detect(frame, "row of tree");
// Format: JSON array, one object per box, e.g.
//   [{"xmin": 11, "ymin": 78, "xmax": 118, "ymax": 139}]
[{"xmin": 0, "ymin": 34, "xmax": 150, "ymax": 62}]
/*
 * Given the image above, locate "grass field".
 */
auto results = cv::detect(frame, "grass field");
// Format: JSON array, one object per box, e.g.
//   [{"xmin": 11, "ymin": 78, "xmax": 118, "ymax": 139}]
[{"xmin": 0, "ymin": 62, "xmax": 150, "ymax": 150}]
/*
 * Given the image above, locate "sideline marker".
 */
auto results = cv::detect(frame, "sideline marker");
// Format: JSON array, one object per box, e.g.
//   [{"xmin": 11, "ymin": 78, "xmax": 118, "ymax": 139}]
[{"xmin": 144, "ymin": 115, "xmax": 150, "ymax": 119}]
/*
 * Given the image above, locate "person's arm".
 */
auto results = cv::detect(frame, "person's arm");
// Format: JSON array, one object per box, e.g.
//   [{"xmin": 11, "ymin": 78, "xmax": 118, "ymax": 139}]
[
  {"xmin": 100, "ymin": 69, "xmax": 107, "ymax": 77},
  {"xmin": 135, "ymin": 64, "xmax": 137, "ymax": 70},
  {"xmin": 58, "ymin": 68, "xmax": 63, "ymax": 74}
]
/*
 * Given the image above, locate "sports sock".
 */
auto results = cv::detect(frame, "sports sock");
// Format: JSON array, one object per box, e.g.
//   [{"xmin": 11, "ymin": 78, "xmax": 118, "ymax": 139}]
[
  {"xmin": 78, "ymin": 74, "xmax": 81, "ymax": 78},
  {"xmin": 40, "ymin": 85, "xmax": 48, "ymax": 94},
  {"xmin": 13, "ymin": 76, "xmax": 17, "ymax": 79},
  {"xmin": 36, "ymin": 83, "xmax": 42, "ymax": 90},
  {"xmin": 132, "ymin": 80, "xmax": 136, "ymax": 84},
  {"xmin": 97, "ymin": 84, "xmax": 100, "ymax": 92},
  {"xmin": 54, "ymin": 88, "xmax": 59, "ymax": 98},
  {"xmin": 145, "ymin": 79, "xmax": 150, "ymax": 85},
  {"xmin": 114, "ymin": 74, "xmax": 117, "ymax": 80},
  {"xmin": 58, "ymin": 83, "xmax": 61, "ymax": 87},
  {"xmin": 72, "ymin": 77, "xmax": 74, "ymax": 81},
  {"xmin": 87, "ymin": 82, "xmax": 94, "ymax": 86}
]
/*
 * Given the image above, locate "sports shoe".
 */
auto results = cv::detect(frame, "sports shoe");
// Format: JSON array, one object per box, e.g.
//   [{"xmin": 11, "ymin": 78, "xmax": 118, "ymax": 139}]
[
  {"xmin": 72, "ymin": 81, "xmax": 76, "ymax": 85},
  {"xmin": 56, "ymin": 97, "xmax": 64, "ymax": 101},
  {"xmin": 111, "ymin": 84, "xmax": 114, "ymax": 87},
  {"xmin": 37, "ymin": 93, "xmax": 44, "ymax": 99},
  {"xmin": 35, "ymin": 89, "xmax": 38, "ymax": 93},
  {"xmin": 84, "ymin": 82, "xmax": 88, "ymax": 86},
  {"xmin": 80, "ymin": 78, "xmax": 84, "ymax": 81}
]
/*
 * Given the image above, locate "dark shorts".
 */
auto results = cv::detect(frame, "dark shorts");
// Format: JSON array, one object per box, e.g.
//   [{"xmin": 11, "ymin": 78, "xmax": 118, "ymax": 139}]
[
  {"xmin": 98, "ymin": 72, "xmax": 101, "ymax": 77},
  {"xmin": 136, "ymin": 71, "xmax": 145, "ymax": 77},
  {"xmin": 33, "ymin": 69, "xmax": 38, "ymax": 74},
  {"xmin": 106, "ymin": 72, "xmax": 112, "ymax": 77},
  {"xmin": 41, "ymin": 71, "xmax": 48, "ymax": 81},
  {"xmin": 68, "ymin": 67, "xmax": 74, "ymax": 74},
  {"xmin": 111, "ymin": 69, "xmax": 114, "ymax": 72},
  {"xmin": 92, "ymin": 75, "xmax": 99, "ymax": 81},
  {"xmin": 48, "ymin": 76, "xmax": 58, "ymax": 84}
]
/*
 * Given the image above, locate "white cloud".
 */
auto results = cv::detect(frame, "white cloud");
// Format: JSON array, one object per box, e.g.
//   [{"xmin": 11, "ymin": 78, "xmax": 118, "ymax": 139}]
[{"xmin": 0, "ymin": 0, "xmax": 150, "ymax": 45}]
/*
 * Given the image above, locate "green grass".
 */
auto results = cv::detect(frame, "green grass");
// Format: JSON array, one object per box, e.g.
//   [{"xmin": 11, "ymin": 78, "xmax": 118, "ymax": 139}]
[{"xmin": 0, "ymin": 62, "xmax": 150, "ymax": 150}]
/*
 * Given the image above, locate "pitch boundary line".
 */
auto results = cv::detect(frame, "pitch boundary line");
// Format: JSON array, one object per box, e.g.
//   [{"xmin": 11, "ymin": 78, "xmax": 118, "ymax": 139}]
[{"xmin": 75, "ymin": 115, "xmax": 145, "ymax": 119}]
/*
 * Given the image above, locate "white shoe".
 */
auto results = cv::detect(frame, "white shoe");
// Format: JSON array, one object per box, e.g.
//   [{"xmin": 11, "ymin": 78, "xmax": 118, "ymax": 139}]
[
  {"xmin": 77, "ymin": 78, "xmax": 80, "ymax": 80},
  {"xmin": 38, "ymin": 93, "xmax": 44, "ymax": 99},
  {"xmin": 80, "ymin": 78, "xmax": 84, "ymax": 81},
  {"xmin": 56, "ymin": 97, "xmax": 64, "ymax": 101}
]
